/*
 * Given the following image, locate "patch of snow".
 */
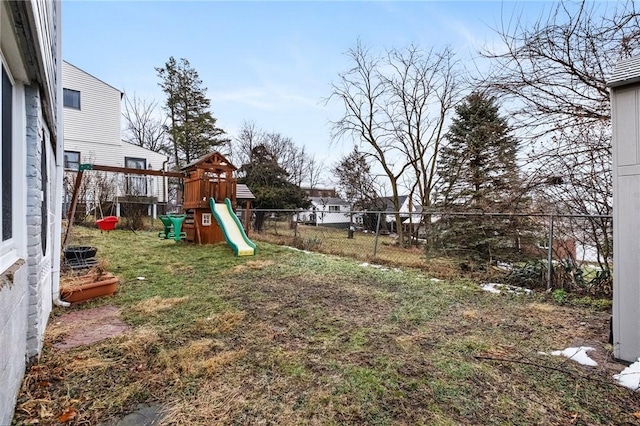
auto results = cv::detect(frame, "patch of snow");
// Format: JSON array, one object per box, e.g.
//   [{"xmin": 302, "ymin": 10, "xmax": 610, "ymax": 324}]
[
  {"xmin": 614, "ymin": 358, "xmax": 640, "ymax": 391},
  {"xmin": 496, "ymin": 261, "xmax": 513, "ymax": 270},
  {"xmin": 550, "ymin": 346, "xmax": 597, "ymax": 366},
  {"xmin": 481, "ymin": 283, "xmax": 503, "ymax": 294},
  {"xmin": 481, "ymin": 282, "xmax": 532, "ymax": 295},
  {"xmin": 286, "ymin": 246, "xmax": 312, "ymax": 254}
]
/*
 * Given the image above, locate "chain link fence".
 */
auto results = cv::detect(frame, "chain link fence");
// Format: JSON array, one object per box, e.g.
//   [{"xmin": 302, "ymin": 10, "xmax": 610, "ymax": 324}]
[{"xmin": 243, "ymin": 209, "xmax": 612, "ymax": 296}]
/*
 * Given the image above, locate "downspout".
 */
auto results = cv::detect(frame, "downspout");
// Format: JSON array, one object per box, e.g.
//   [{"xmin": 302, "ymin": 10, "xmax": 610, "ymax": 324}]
[{"xmin": 52, "ymin": 3, "xmax": 69, "ymax": 307}]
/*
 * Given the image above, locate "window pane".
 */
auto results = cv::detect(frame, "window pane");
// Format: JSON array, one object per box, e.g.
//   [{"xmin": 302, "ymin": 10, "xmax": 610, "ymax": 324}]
[
  {"xmin": 64, "ymin": 151, "xmax": 80, "ymax": 170},
  {"xmin": 63, "ymin": 88, "xmax": 80, "ymax": 109},
  {"xmin": 125, "ymin": 157, "xmax": 146, "ymax": 169},
  {"xmin": 2, "ymin": 66, "xmax": 13, "ymax": 241}
]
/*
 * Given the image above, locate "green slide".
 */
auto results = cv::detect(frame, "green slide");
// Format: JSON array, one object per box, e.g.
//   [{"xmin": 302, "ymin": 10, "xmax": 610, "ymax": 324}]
[{"xmin": 209, "ymin": 198, "xmax": 256, "ymax": 256}]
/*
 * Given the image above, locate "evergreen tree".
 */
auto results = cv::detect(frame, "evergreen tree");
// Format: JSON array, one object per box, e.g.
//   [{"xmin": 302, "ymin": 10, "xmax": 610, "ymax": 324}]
[
  {"xmin": 156, "ymin": 57, "xmax": 228, "ymax": 169},
  {"xmin": 239, "ymin": 145, "xmax": 310, "ymax": 231},
  {"xmin": 434, "ymin": 92, "xmax": 530, "ymax": 263}
]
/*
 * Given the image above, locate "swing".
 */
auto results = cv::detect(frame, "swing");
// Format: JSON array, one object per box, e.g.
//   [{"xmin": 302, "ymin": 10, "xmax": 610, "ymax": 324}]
[{"xmin": 95, "ymin": 194, "xmax": 118, "ymax": 231}]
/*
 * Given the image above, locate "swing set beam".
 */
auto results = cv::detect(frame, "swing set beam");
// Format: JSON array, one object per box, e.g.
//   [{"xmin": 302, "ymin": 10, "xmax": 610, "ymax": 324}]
[{"xmin": 62, "ymin": 164, "xmax": 186, "ymax": 248}]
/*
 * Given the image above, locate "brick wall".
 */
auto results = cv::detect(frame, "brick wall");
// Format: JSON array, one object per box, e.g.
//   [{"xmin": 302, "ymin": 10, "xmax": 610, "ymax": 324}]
[{"xmin": 25, "ymin": 85, "xmax": 53, "ymax": 357}]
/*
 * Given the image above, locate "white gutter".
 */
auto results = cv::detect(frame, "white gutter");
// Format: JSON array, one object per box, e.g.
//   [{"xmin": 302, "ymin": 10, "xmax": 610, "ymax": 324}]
[{"xmin": 51, "ymin": 1, "xmax": 69, "ymax": 307}]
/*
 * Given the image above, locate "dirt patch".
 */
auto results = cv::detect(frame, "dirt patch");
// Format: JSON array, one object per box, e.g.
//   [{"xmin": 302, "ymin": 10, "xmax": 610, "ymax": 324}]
[{"xmin": 51, "ymin": 305, "xmax": 129, "ymax": 350}]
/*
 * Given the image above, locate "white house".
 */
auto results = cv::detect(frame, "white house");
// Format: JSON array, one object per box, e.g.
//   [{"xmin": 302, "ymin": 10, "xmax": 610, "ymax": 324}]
[
  {"xmin": 0, "ymin": 1, "xmax": 63, "ymax": 423},
  {"xmin": 379, "ymin": 195, "xmax": 422, "ymax": 232},
  {"xmin": 299, "ymin": 196, "xmax": 352, "ymax": 228},
  {"xmin": 62, "ymin": 61, "xmax": 169, "ymax": 217}
]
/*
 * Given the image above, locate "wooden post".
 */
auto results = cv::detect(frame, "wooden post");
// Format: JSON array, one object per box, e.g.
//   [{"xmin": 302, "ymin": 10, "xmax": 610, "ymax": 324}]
[
  {"xmin": 62, "ymin": 169, "xmax": 84, "ymax": 248},
  {"xmin": 244, "ymin": 200, "xmax": 251, "ymax": 234}
]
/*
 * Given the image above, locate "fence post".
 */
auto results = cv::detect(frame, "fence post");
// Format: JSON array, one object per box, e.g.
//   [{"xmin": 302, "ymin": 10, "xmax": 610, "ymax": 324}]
[
  {"xmin": 547, "ymin": 214, "xmax": 554, "ymax": 290},
  {"xmin": 373, "ymin": 212, "xmax": 381, "ymax": 257},
  {"xmin": 294, "ymin": 211, "xmax": 299, "ymax": 238}
]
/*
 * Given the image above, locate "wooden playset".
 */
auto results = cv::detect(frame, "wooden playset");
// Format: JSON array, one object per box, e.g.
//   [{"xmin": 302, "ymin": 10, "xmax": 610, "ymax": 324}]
[{"xmin": 64, "ymin": 151, "xmax": 256, "ymax": 255}]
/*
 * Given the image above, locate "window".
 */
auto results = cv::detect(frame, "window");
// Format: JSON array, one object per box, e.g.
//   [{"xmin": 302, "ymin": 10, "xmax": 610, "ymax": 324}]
[
  {"xmin": 329, "ymin": 205, "xmax": 340, "ymax": 212},
  {"xmin": 63, "ymin": 88, "xmax": 80, "ymax": 109},
  {"xmin": 2, "ymin": 65, "xmax": 13, "ymax": 242},
  {"xmin": 202, "ymin": 213, "xmax": 211, "ymax": 226},
  {"xmin": 64, "ymin": 150, "xmax": 80, "ymax": 170},
  {"xmin": 125, "ymin": 157, "xmax": 147, "ymax": 196},
  {"xmin": 41, "ymin": 136, "xmax": 48, "ymax": 254},
  {"xmin": 126, "ymin": 157, "xmax": 146, "ymax": 169}
]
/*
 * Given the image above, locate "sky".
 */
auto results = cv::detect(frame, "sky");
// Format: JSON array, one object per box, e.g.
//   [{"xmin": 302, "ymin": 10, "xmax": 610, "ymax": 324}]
[{"xmin": 62, "ymin": 0, "xmax": 554, "ymax": 186}]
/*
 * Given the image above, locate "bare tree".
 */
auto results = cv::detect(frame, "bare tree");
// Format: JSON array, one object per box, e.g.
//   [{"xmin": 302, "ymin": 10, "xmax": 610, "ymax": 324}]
[
  {"xmin": 333, "ymin": 147, "xmax": 382, "ymax": 210},
  {"xmin": 479, "ymin": 0, "xmax": 639, "ymax": 271},
  {"xmin": 384, "ymin": 45, "xmax": 460, "ymax": 212},
  {"xmin": 329, "ymin": 41, "xmax": 461, "ymax": 245},
  {"xmin": 230, "ymin": 120, "xmax": 262, "ymax": 169},
  {"xmin": 305, "ymin": 154, "xmax": 325, "ymax": 189},
  {"xmin": 123, "ymin": 93, "xmax": 169, "ymax": 154},
  {"xmin": 232, "ymin": 121, "xmax": 319, "ymax": 187}
]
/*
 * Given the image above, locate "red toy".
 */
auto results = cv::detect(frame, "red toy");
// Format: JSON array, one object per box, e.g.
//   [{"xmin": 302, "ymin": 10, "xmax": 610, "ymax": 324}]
[{"xmin": 96, "ymin": 215, "xmax": 118, "ymax": 231}]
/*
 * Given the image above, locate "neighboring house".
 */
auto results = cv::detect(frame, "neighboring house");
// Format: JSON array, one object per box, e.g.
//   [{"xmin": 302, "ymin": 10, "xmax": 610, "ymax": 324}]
[
  {"xmin": 299, "ymin": 196, "xmax": 352, "ymax": 228},
  {"xmin": 62, "ymin": 61, "xmax": 169, "ymax": 217},
  {"xmin": 303, "ymin": 187, "xmax": 338, "ymax": 199},
  {"xmin": 0, "ymin": 1, "xmax": 63, "ymax": 423},
  {"xmin": 378, "ymin": 195, "xmax": 422, "ymax": 233}
]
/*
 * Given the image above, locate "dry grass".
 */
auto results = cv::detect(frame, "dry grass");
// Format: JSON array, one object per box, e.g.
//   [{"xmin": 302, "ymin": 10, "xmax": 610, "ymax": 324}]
[
  {"xmin": 132, "ymin": 296, "xmax": 190, "ymax": 314},
  {"xmin": 13, "ymin": 227, "xmax": 635, "ymax": 426}
]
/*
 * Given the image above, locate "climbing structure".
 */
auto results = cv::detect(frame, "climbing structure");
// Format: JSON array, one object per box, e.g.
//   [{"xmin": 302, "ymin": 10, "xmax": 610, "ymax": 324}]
[{"xmin": 182, "ymin": 152, "xmax": 254, "ymax": 245}]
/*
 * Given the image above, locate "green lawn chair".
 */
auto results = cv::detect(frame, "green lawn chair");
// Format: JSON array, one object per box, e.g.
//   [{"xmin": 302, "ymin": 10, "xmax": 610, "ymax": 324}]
[
  {"xmin": 166, "ymin": 214, "xmax": 187, "ymax": 241},
  {"xmin": 158, "ymin": 215, "xmax": 173, "ymax": 239}
]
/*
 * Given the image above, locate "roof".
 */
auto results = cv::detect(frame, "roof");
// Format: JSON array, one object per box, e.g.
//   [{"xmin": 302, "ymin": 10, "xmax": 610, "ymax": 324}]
[
  {"xmin": 378, "ymin": 195, "xmax": 409, "ymax": 211},
  {"xmin": 181, "ymin": 151, "xmax": 237, "ymax": 172},
  {"xmin": 309, "ymin": 197, "xmax": 350, "ymax": 206},
  {"xmin": 608, "ymin": 56, "xmax": 640, "ymax": 88},
  {"xmin": 236, "ymin": 184, "xmax": 255, "ymax": 200}
]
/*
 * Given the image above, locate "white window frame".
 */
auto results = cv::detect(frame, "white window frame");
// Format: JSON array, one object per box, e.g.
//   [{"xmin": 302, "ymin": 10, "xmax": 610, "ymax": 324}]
[
  {"xmin": 0, "ymin": 56, "xmax": 26, "ymax": 273},
  {"xmin": 202, "ymin": 213, "xmax": 212, "ymax": 226}
]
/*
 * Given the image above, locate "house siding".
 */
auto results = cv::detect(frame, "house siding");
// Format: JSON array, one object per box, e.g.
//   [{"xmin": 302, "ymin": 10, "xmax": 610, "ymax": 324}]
[
  {"xmin": 611, "ymin": 77, "xmax": 640, "ymax": 362},
  {"xmin": 0, "ymin": 1, "xmax": 61, "ymax": 423},
  {"xmin": 62, "ymin": 61, "xmax": 121, "ymax": 146},
  {"xmin": 63, "ymin": 62, "xmax": 169, "ymax": 204},
  {"xmin": 64, "ymin": 139, "xmax": 169, "ymax": 202}
]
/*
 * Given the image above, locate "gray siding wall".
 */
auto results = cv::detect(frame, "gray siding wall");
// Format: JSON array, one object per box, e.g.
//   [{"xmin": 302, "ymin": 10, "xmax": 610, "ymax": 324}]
[
  {"xmin": 612, "ymin": 83, "xmax": 640, "ymax": 362},
  {"xmin": 62, "ymin": 61, "xmax": 121, "ymax": 146},
  {"xmin": 0, "ymin": 262, "xmax": 28, "ymax": 426}
]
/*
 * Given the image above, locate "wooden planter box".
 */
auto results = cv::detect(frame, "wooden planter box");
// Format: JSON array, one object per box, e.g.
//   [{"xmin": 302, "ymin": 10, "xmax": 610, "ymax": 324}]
[{"xmin": 61, "ymin": 273, "xmax": 119, "ymax": 304}]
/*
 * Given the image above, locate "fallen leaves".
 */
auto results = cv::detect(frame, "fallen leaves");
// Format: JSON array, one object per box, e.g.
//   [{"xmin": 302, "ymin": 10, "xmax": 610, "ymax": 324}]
[{"xmin": 57, "ymin": 407, "xmax": 77, "ymax": 423}]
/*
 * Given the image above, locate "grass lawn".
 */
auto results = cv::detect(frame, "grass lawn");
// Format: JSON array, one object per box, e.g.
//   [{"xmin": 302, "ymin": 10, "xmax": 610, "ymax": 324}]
[{"xmin": 13, "ymin": 227, "xmax": 639, "ymax": 425}]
